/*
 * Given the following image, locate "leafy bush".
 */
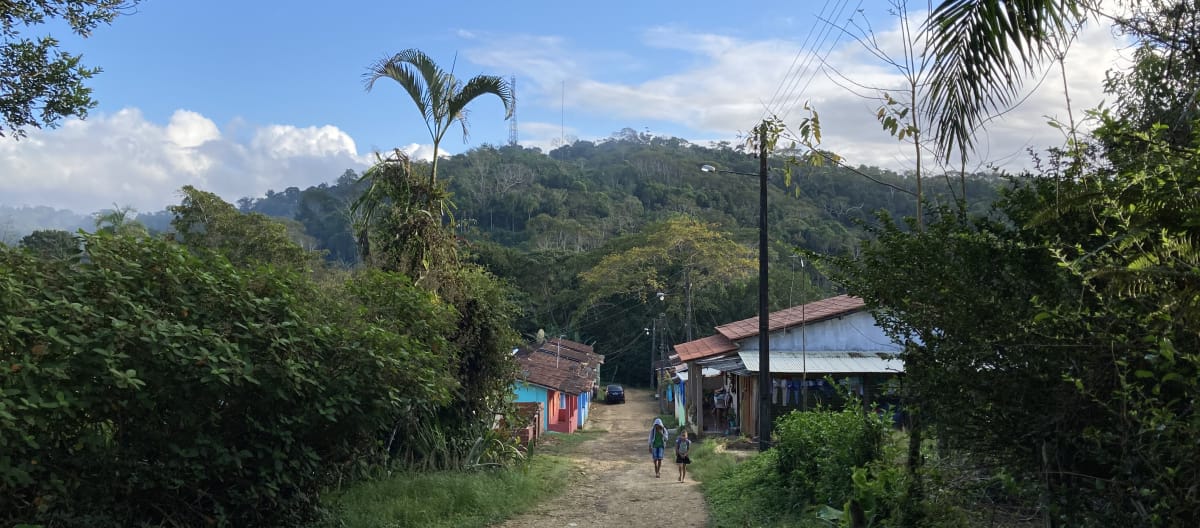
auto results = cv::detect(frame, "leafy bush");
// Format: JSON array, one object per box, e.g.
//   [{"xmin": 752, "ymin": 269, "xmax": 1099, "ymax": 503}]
[
  {"xmin": 0, "ymin": 235, "xmax": 456, "ymax": 526},
  {"xmin": 774, "ymin": 405, "xmax": 888, "ymax": 509}
]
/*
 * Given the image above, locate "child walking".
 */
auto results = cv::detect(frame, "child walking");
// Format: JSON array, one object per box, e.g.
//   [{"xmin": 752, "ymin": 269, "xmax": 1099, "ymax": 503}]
[
  {"xmin": 648, "ymin": 418, "xmax": 668, "ymax": 478},
  {"xmin": 675, "ymin": 429, "xmax": 692, "ymax": 482}
]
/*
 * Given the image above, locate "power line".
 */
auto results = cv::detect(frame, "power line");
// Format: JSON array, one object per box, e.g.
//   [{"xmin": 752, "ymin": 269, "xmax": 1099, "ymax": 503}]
[
  {"xmin": 778, "ymin": 0, "xmax": 862, "ymax": 125},
  {"xmin": 762, "ymin": 0, "xmax": 837, "ymax": 120}
]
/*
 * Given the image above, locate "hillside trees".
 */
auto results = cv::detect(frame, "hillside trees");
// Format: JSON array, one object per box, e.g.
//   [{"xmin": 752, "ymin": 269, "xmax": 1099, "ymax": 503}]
[
  {"xmin": 237, "ymin": 135, "xmax": 1005, "ymax": 387},
  {"xmin": 579, "ymin": 216, "xmax": 755, "ymax": 342},
  {"xmin": 17, "ymin": 229, "xmax": 77, "ymax": 259},
  {"xmin": 171, "ymin": 185, "xmax": 317, "ymax": 270}
]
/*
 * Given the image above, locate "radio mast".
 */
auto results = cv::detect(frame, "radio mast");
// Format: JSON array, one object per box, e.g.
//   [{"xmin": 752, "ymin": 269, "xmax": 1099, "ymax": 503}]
[{"xmin": 507, "ymin": 76, "xmax": 518, "ymax": 147}]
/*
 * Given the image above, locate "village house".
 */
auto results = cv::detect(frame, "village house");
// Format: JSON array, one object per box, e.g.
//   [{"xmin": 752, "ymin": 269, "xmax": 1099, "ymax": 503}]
[
  {"xmin": 671, "ymin": 294, "xmax": 904, "ymax": 439},
  {"xmin": 511, "ymin": 337, "xmax": 603, "ymax": 435}
]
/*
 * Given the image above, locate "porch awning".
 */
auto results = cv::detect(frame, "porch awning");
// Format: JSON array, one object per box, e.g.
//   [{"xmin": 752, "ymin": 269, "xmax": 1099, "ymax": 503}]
[
  {"xmin": 697, "ymin": 355, "xmax": 749, "ymax": 375},
  {"xmin": 738, "ymin": 351, "xmax": 904, "ymax": 374},
  {"xmin": 676, "ymin": 367, "xmax": 724, "ymax": 381}
]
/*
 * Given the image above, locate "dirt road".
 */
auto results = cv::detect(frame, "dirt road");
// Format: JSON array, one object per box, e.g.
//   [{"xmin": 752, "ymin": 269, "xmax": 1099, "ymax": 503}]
[{"xmin": 494, "ymin": 388, "xmax": 709, "ymax": 527}]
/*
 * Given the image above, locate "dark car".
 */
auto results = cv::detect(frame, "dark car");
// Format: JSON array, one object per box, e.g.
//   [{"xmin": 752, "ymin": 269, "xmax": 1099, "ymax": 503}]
[{"xmin": 605, "ymin": 384, "xmax": 625, "ymax": 404}]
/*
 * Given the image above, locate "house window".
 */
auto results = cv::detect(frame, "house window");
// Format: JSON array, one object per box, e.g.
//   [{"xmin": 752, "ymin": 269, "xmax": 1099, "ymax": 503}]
[{"xmin": 560, "ymin": 393, "xmax": 566, "ymax": 409}]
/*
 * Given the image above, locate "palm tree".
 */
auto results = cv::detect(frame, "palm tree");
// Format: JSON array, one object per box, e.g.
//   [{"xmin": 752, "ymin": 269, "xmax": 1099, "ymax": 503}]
[
  {"xmin": 94, "ymin": 204, "xmax": 148, "ymax": 238},
  {"xmin": 363, "ymin": 49, "xmax": 514, "ymax": 188},
  {"xmin": 923, "ymin": 0, "xmax": 1089, "ymax": 162}
]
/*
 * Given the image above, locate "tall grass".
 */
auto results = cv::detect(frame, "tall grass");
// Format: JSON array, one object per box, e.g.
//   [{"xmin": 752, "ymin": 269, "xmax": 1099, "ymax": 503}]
[
  {"xmin": 686, "ymin": 438, "xmax": 738, "ymax": 483},
  {"xmin": 689, "ymin": 440, "xmax": 819, "ymax": 527},
  {"xmin": 321, "ymin": 455, "xmax": 571, "ymax": 528}
]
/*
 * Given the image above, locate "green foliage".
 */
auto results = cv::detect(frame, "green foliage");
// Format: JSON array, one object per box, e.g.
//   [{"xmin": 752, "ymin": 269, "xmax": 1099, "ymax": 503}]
[
  {"xmin": 774, "ymin": 406, "xmax": 889, "ymax": 510},
  {"xmin": 684, "ymin": 438, "xmax": 739, "ymax": 484},
  {"xmin": 17, "ymin": 229, "xmax": 78, "ymax": 260},
  {"xmin": 698, "ymin": 407, "xmax": 888, "ymax": 528},
  {"xmin": 0, "ymin": 1, "xmax": 138, "ymax": 137},
  {"xmin": 826, "ymin": 110, "xmax": 1200, "ymax": 527},
  {"xmin": 425, "ymin": 265, "xmax": 522, "ymax": 468},
  {"xmin": 351, "ymin": 151, "xmax": 458, "ymax": 278},
  {"xmin": 0, "ymin": 234, "xmax": 458, "ymax": 526},
  {"xmin": 170, "ymin": 185, "xmax": 318, "ymax": 269},
  {"xmin": 350, "ymin": 149, "xmax": 523, "ymax": 471}
]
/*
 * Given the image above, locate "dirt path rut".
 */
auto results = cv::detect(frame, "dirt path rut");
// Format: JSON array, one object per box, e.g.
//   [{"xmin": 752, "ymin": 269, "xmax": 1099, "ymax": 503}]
[{"xmin": 494, "ymin": 388, "xmax": 708, "ymax": 527}]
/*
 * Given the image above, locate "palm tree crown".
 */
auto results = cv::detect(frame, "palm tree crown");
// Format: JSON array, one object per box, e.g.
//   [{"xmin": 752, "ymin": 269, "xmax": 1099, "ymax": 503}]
[{"xmin": 364, "ymin": 49, "xmax": 514, "ymax": 186}]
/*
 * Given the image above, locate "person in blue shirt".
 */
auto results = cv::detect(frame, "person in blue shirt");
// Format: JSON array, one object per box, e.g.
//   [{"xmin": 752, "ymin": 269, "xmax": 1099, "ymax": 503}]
[{"xmin": 648, "ymin": 417, "xmax": 669, "ymax": 478}]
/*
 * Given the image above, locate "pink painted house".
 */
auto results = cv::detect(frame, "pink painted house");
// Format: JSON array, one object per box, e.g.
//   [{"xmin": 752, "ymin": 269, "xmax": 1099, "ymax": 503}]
[{"xmin": 513, "ymin": 345, "xmax": 596, "ymax": 434}]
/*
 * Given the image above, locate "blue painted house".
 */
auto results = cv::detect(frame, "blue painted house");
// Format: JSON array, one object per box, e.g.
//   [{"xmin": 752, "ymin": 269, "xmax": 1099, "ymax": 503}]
[{"xmin": 511, "ymin": 337, "xmax": 604, "ymax": 433}]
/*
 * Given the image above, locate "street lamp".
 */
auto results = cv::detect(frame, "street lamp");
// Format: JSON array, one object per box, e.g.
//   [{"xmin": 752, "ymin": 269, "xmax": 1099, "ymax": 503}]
[{"xmin": 700, "ymin": 126, "xmax": 771, "ymax": 451}]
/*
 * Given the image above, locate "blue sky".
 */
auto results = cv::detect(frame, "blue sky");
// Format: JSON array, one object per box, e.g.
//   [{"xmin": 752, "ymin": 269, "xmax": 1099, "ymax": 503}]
[{"xmin": 1, "ymin": 0, "xmax": 1128, "ymax": 213}]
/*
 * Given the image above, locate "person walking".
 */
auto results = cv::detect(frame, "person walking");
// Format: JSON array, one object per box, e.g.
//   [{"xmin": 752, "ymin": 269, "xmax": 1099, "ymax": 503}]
[
  {"xmin": 648, "ymin": 418, "xmax": 669, "ymax": 478},
  {"xmin": 675, "ymin": 429, "xmax": 692, "ymax": 482}
]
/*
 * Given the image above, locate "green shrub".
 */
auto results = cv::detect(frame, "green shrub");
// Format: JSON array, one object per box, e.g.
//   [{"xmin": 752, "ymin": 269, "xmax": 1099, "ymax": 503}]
[
  {"xmin": 774, "ymin": 405, "xmax": 888, "ymax": 509},
  {"xmin": 0, "ymin": 235, "xmax": 456, "ymax": 527}
]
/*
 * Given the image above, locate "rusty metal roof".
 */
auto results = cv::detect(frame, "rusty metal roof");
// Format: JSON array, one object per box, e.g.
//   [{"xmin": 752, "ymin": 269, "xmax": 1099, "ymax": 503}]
[
  {"xmin": 515, "ymin": 352, "xmax": 595, "ymax": 394},
  {"xmin": 674, "ymin": 333, "xmax": 738, "ymax": 362},
  {"xmin": 672, "ymin": 295, "xmax": 867, "ymax": 364},
  {"xmin": 716, "ymin": 295, "xmax": 865, "ymax": 341}
]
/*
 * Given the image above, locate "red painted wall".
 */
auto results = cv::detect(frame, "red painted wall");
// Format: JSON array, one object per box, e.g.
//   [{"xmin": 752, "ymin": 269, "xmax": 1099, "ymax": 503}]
[{"xmin": 548, "ymin": 392, "xmax": 580, "ymax": 434}]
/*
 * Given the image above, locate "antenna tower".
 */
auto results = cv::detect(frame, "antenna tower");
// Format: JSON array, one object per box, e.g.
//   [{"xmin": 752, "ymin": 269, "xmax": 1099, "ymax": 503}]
[{"xmin": 507, "ymin": 76, "xmax": 518, "ymax": 146}]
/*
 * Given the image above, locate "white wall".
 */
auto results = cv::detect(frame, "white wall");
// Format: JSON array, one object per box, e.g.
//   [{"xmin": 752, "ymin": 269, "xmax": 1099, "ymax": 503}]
[{"xmin": 738, "ymin": 311, "xmax": 899, "ymax": 352}]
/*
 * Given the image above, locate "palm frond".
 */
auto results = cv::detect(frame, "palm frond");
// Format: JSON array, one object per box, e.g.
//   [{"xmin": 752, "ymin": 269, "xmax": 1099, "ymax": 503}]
[
  {"xmin": 364, "ymin": 49, "xmax": 445, "ymax": 130},
  {"xmin": 922, "ymin": 0, "xmax": 1084, "ymax": 161},
  {"xmin": 446, "ymin": 75, "xmax": 514, "ymax": 143}
]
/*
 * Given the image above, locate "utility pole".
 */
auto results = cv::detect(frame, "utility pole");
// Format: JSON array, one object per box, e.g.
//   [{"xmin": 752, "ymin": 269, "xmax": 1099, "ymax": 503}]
[
  {"xmin": 658, "ymin": 313, "xmax": 667, "ymax": 414},
  {"xmin": 756, "ymin": 121, "xmax": 771, "ymax": 452},
  {"xmin": 648, "ymin": 322, "xmax": 656, "ymax": 388}
]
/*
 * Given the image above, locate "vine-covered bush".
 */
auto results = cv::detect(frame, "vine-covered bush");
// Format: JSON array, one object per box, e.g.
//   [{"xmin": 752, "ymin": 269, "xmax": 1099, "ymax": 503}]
[{"xmin": 0, "ymin": 234, "xmax": 456, "ymax": 527}]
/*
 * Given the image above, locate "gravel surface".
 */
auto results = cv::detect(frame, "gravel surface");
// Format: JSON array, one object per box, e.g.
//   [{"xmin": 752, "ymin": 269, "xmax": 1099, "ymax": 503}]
[{"xmin": 493, "ymin": 388, "xmax": 709, "ymax": 527}]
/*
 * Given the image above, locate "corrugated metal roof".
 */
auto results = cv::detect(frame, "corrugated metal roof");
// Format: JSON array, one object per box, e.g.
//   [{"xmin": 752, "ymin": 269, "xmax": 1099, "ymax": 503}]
[
  {"xmin": 738, "ymin": 351, "xmax": 904, "ymax": 374},
  {"xmin": 675, "ymin": 367, "xmax": 723, "ymax": 381},
  {"xmin": 698, "ymin": 355, "xmax": 747, "ymax": 372}
]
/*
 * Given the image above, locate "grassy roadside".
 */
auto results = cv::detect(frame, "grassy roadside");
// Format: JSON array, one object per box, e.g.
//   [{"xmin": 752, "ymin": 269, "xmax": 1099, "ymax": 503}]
[
  {"xmin": 688, "ymin": 437, "xmax": 814, "ymax": 528},
  {"xmin": 319, "ymin": 430, "xmax": 605, "ymax": 528}
]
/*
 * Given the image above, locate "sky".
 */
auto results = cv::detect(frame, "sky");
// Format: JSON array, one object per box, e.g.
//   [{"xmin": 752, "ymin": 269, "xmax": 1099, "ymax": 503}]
[{"xmin": 0, "ymin": 0, "xmax": 1132, "ymax": 214}]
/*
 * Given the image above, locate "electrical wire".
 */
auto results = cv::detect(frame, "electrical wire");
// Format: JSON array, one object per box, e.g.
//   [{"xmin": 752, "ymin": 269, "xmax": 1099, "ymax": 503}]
[{"xmin": 762, "ymin": 0, "xmax": 837, "ymax": 121}]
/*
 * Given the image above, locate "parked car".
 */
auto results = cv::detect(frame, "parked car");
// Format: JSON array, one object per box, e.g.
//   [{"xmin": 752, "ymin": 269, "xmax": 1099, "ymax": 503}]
[{"xmin": 605, "ymin": 384, "xmax": 625, "ymax": 404}]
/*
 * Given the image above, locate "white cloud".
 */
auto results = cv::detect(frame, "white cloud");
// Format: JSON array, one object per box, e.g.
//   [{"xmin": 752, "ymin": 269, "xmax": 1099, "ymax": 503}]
[
  {"xmin": 463, "ymin": 12, "xmax": 1130, "ymax": 174},
  {"xmin": 0, "ymin": 109, "xmax": 383, "ymax": 214},
  {"xmin": 514, "ymin": 120, "xmax": 581, "ymax": 153}
]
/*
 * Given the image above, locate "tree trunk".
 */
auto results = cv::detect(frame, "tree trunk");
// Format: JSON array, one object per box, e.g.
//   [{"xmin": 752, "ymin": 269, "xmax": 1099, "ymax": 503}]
[{"xmin": 900, "ymin": 407, "xmax": 925, "ymax": 527}]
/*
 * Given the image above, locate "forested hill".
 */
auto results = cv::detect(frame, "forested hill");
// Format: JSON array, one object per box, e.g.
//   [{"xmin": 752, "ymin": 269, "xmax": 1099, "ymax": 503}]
[
  {"xmin": 235, "ymin": 135, "xmax": 1007, "ymax": 385},
  {"xmin": 244, "ymin": 134, "xmax": 1005, "ymax": 264}
]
